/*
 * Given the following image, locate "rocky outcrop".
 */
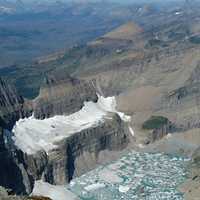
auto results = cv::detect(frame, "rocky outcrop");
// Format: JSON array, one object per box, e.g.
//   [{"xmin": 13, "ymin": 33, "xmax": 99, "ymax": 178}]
[
  {"xmin": 23, "ymin": 151, "xmax": 48, "ymax": 181},
  {"xmin": 141, "ymin": 116, "xmax": 173, "ymax": 143},
  {"xmin": 162, "ymin": 63, "xmax": 200, "ymax": 131},
  {"xmin": 0, "ymin": 186, "xmax": 27, "ymax": 200},
  {"xmin": 43, "ymin": 113, "xmax": 129, "ymax": 184},
  {"xmin": 33, "ymin": 72, "xmax": 98, "ymax": 119},
  {"xmin": 0, "ymin": 128, "xmax": 33, "ymax": 195},
  {"xmin": 0, "ymin": 79, "xmax": 34, "ymax": 195},
  {"xmin": 0, "ymin": 78, "xmax": 31, "ymax": 130},
  {"xmin": 192, "ymin": 146, "xmax": 200, "ymax": 166},
  {"xmin": 150, "ymin": 122, "xmax": 173, "ymax": 142}
]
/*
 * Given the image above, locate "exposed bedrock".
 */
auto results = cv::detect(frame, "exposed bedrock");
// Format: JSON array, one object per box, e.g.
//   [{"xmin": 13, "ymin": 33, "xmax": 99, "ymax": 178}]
[
  {"xmin": 160, "ymin": 63, "xmax": 200, "ymax": 131},
  {"xmin": 10, "ymin": 112, "xmax": 130, "ymax": 189},
  {"xmin": 0, "ymin": 79, "xmax": 33, "ymax": 195},
  {"xmin": 43, "ymin": 113, "xmax": 129, "ymax": 184},
  {"xmin": 145, "ymin": 122, "xmax": 173, "ymax": 144},
  {"xmin": 0, "ymin": 78, "xmax": 31, "ymax": 130},
  {"xmin": 33, "ymin": 72, "xmax": 98, "ymax": 119},
  {"xmin": 23, "ymin": 150, "xmax": 48, "ymax": 181},
  {"xmin": 0, "ymin": 128, "xmax": 33, "ymax": 195}
]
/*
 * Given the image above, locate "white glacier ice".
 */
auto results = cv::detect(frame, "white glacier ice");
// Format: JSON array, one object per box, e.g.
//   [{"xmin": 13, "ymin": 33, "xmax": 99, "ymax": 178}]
[
  {"xmin": 12, "ymin": 95, "xmax": 132, "ymax": 154},
  {"xmin": 32, "ymin": 180, "xmax": 79, "ymax": 200}
]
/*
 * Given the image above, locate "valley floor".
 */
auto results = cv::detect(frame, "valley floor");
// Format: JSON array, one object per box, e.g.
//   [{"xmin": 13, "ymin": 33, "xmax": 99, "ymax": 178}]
[{"xmin": 139, "ymin": 129, "xmax": 200, "ymax": 200}]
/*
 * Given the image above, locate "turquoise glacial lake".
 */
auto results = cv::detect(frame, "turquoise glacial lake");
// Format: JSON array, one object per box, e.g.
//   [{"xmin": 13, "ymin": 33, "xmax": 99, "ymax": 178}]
[{"xmin": 68, "ymin": 152, "xmax": 189, "ymax": 200}]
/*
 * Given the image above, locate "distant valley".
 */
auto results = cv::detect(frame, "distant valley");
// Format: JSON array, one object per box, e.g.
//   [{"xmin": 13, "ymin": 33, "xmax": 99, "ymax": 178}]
[{"xmin": 0, "ymin": 0, "xmax": 196, "ymax": 98}]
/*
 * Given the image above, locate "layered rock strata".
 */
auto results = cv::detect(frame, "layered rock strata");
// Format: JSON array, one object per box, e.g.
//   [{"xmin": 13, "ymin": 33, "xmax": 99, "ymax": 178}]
[{"xmin": 33, "ymin": 72, "xmax": 98, "ymax": 119}]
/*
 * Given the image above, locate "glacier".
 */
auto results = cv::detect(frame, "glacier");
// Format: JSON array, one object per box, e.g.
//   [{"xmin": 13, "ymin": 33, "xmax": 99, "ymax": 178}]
[{"xmin": 12, "ymin": 95, "xmax": 132, "ymax": 154}]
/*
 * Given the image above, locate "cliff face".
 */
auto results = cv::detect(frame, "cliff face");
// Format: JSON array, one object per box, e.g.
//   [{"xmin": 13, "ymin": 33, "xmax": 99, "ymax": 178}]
[
  {"xmin": 18, "ymin": 104, "xmax": 130, "ymax": 186},
  {"xmin": 14, "ymin": 110, "xmax": 130, "ymax": 194},
  {"xmin": 0, "ymin": 78, "xmax": 29, "ymax": 129},
  {"xmin": 0, "ymin": 80, "xmax": 33, "ymax": 194},
  {"xmin": 0, "ymin": 128, "xmax": 33, "ymax": 195},
  {"xmin": 43, "ymin": 113, "xmax": 129, "ymax": 184},
  {"xmin": 162, "ymin": 63, "xmax": 200, "ymax": 131},
  {"xmin": 33, "ymin": 72, "xmax": 98, "ymax": 119}
]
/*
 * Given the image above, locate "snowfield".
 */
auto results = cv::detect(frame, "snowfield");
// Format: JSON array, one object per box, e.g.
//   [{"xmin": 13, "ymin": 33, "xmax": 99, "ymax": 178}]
[
  {"xmin": 12, "ymin": 95, "xmax": 132, "ymax": 154},
  {"xmin": 32, "ymin": 180, "xmax": 79, "ymax": 200}
]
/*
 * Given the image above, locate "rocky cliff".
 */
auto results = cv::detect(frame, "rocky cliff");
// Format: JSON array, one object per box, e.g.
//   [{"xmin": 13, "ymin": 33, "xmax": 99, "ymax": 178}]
[
  {"xmin": 0, "ymin": 80, "xmax": 33, "ymax": 195},
  {"xmin": 17, "ymin": 104, "xmax": 130, "ymax": 187},
  {"xmin": 43, "ymin": 113, "xmax": 129, "ymax": 184},
  {"xmin": 0, "ymin": 128, "xmax": 33, "ymax": 195},
  {"xmin": 0, "ymin": 78, "xmax": 30, "ymax": 130},
  {"xmin": 33, "ymin": 71, "xmax": 98, "ymax": 119}
]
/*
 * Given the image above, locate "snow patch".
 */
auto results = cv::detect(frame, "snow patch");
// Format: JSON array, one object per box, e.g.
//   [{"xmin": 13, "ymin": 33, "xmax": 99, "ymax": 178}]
[
  {"xmin": 138, "ymin": 144, "xmax": 145, "ymax": 148},
  {"xmin": 129, "ymin": 126, "xmax": 134, "ymax": 136},
  {"xmin": 166, "ymin": 133, "xmax": 172, "ymax": 139},
  {"xmin": 32, "ymin": 180, "xmax": 79, "ymax": 200},
  {"xmin": 175, "ymin": 11, "xmax": 181, "ymax": 15},
  {"xmin": 97, "ymin": 95, "xmax": 131, "ymax": 122},
  {"xmin": 12, "ymin": 95, "xmax": 132, "ymax": 154},
  {"xmin": 84, "ymin": 183, "xmax": 105, "ymax": 191}
]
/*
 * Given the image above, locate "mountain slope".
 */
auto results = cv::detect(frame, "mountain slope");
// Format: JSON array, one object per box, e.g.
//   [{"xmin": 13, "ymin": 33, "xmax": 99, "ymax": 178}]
[{"xmin": 103, "ymin": 22, "xmax": 143, "ymax": 40}]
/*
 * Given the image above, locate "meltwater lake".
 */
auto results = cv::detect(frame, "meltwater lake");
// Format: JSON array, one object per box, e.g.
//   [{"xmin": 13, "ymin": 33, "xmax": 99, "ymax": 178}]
[{"xmin": 68, "ymin": 152, "xmax": 189, "ymax": 200}]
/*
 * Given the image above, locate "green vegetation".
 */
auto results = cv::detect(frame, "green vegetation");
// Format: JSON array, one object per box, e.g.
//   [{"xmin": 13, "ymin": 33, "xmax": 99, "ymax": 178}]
[
  {"xmin": 142, "ymin": 116, "xmax": 169, "ymax": 130},
  {"xmin": 192, "ymin": 147, "xmax": 200, "ymax": 166},
  {"xmin": 146, "ymin": 39, "xmax": 168, "ymax": 49},
  {"xmin": 168, "ymin": 32, "xmax": 186, "ymax": 40},
  {"xmin": 190, "ymin": 36, "xmax": 200, "ymax": 44}
]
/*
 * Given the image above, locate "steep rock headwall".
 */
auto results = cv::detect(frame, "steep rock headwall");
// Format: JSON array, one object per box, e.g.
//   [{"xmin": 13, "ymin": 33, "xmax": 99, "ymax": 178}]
[
  {"xmin": 150, "ymin": 122, "xmax": 173, "ymax": 142},
  {"xmin": 43, "ymin": 113, "xmax": 129, "ymax": 184},
  {"xmin": 23, "ymin": 150, "xmax": 48, "ymax": 181},
  {"xmin": 162, "ymin": 63, "xmax": 200, "ymax": 131},
  {"xmin": 0, "ymin": 78, "xmax": 31, "ymax": 129},
  {"xmin": 0, "ymin": 79, "xmax": 33, "ymax": 194},
  {"xmin": 0, "ymin": 128, "xmax": 33, "ymax": 195},
  {"xmin": 33, "ymin": 72, "xmax": 98, "ymax": 119}
]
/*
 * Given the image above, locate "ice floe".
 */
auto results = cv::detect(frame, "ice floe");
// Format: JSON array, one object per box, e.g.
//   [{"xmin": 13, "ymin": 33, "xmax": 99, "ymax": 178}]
[
  {"xmin": 99, "ymin": 168, "xmax": 123, "ymax": 183},
  {"xmin": 118, "ymin": 185, "xmax": 130, "ymax": 193},
  {"xmin": 84, "ymin": 183, "xmax": 105, "ymax": 191},
  {"xmin": 68, "ymin": 151, "xmax": 189, "ymax": 200}
]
